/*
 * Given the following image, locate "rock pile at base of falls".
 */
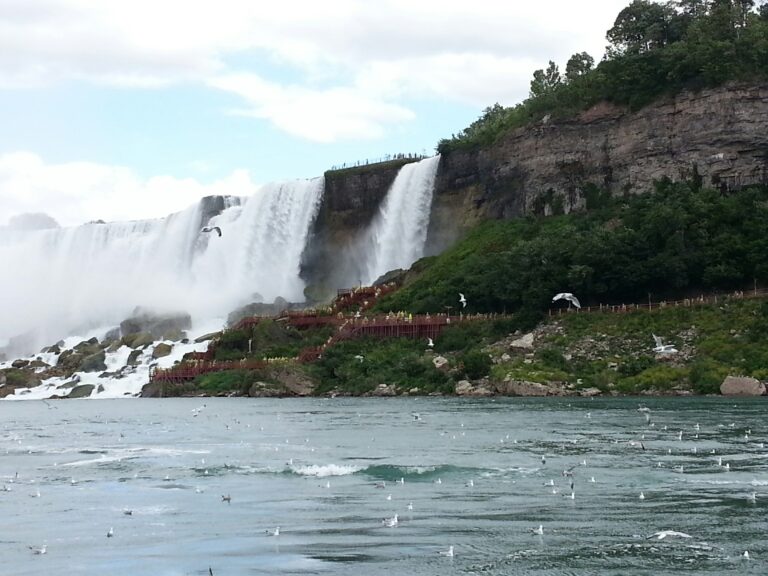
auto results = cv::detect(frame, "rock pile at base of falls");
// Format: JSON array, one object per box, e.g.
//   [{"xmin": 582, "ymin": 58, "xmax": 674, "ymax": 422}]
[
  {"xmin": 1, "ymin": 308, "xmax": 214, "ymax": 400},
  {"xmin": 120, "ymin": 309, "xmax": 191, "ymax": 341}
]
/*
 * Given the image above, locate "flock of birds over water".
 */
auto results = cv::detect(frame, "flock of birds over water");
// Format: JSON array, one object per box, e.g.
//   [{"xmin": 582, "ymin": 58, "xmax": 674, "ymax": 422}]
[{"xmin": 3, "ymin": 399, "xmax": 763, "ymax": 572}]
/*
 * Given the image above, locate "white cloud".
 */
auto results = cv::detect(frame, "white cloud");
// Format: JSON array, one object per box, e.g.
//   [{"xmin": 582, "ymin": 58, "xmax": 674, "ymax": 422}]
[
  {"xmin": 209, "ymin": 73, "xmax": 415, "ymax": 142},
  {"xmin": 0, "ymin": 151, "xmax": 256, "ymax": 227},
  {"xmin": 0, "ymin": 0, "xmax": 629, "ymax": 139}
]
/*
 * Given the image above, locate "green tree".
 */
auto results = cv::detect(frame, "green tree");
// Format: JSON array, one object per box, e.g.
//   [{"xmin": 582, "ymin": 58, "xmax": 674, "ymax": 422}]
[
  {"xmin": 607, "ymin": 0, "xmax": 676, "ymax": 53},
  {"xmin": 565, "ymin": 52, "xmax": 595, "ymax": 81},
  {"xmin": 530, "ymin": 61, "xmax": 562, "ymax": 98}
]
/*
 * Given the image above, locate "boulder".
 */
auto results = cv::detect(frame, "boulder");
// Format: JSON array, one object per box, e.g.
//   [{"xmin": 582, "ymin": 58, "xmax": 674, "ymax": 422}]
[
  {"xmin": 248, "ymin": 381, "xmax": 283, "ymax": 398},
  {"xmin": 720, "ymin": 376, "xmax": 766, "ymax": 396},
  {"xmin": 67, "ymin": 384, "xmax": 95, "ymax": 398},
  {"xmin": 510, "ymin": 333, "xmax": 535, "ymax": 349},
  {"xmin": 269, "ymin": 367, "xmax": 315, "ymax": 396},
  {"xmin": 11, "ymin": 359, "xmax": 29, "ymax": 369},
  {"xmin": 161, "ymin": 328, "xmax": 186, "ymax": 342},
  {"xmin": 103, "ymin": 327, "xmax": 121, "ymax": 344},
  {"xmin": 120, "ymin": 310, "xmax": 191, "ymax": 340},
  {"xmin": 78, "ymin": 351, "xmax": 107, "ymax": 373},
  {"xmin": 496, "ymin": 378, "xmax": 570, "ymax": 396},
  {"xmin": 152, "ymin": 343, "xmax": 173, "ymax": 359},
  {"xmin": 127, "ymin": 349, "xmax": 143, "ymax": 366},
  {"xmin": 57, "ymin": 376, "xmax": 81, "ymax": 389},
  {"xmin": 455, "ymin": 380, "xmax": 494, "ymax": 396},
  {"xmin": 371, "ymin": 383, "xmax": 397, "ymax": 397},
  {"xmin": 106, "ymin": 340, "xmax": 123, "ymax": 353},
  {"xmin": 194, "ymin": 331, "xmax": 220, "ymax": 343},
  {"xmin": 121, "ymin": 332, "xmax": 154, "ymax": 349},
  {"xmin": 578, "ymin": 387, "xmax": 603, "ymax": 397},
  {"xmin": 74, "ymin": 337, "xmax": 99, "ymax": 352},
  {"xmin": 432, "ymin": 355, "xmax": 449, "ymax": 371}
]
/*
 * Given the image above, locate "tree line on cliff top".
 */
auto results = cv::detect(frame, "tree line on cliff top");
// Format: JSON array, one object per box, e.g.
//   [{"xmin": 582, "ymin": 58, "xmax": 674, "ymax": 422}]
[{"xmin": 438, "ymin": 0, "xmax": 768, "ymax": 153}]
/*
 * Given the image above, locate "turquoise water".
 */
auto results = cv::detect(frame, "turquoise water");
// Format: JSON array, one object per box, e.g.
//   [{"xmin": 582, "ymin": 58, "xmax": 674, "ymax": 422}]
[{"xmin": 1, "ymin": 397, "xmax": 766, "ymax": 575}]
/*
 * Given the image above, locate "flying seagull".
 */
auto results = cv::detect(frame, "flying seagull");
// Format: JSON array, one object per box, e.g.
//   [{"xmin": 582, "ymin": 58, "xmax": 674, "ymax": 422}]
[
  {"xmin": 427, "ymin": 337, "xmax": 434, "ymax": 348},
  {"xmin": 354, "ymin": 354, "xmax": 364, "ymax": 363},
  {"xmin": 652, "ymin": 334, "xmax": 678, "ymax": 354},
  {"xmin": 458, "ymin": 293, "xmax": 467, "ymax": 308},
  {"xmin": 552, "ymin": 293, "xmax": 581, "ymax": 309},
  {"xmin": 201, "ymin": 226, "xmax": 222, "ymax": 237}
]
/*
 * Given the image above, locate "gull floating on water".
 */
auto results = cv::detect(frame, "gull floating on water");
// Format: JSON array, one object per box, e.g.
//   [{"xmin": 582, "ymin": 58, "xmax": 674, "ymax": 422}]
[
  {"xmin": 382, "ymin": 514, "xmax": 398, "ymax": 528},
  {"xmin": 221, "ymin": 494, "xmax": 231, "ymax": 503},
  {"xmin": 531, "ymin": 524, "xmax": 544, "ymax": 535},
  {"xmin": 106, "ymin": 527, "xmax": 114, "ymax": 538},
  {"xmin": 440, "ymin": 545, "xmax": 454, "ymax": 557},
  {"xmin": 266, "ymin": 526, "xmax": 280, "ymax": 536},
  {"xmin": 29, "ymin": 544, "xmax": 47, "ymax": 555}
]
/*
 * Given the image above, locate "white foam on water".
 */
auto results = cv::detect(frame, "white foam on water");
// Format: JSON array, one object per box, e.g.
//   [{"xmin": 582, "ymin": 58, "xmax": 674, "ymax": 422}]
[{"xmin": 290, "ymin": 464, "xmax": 364, "ymax": 477}]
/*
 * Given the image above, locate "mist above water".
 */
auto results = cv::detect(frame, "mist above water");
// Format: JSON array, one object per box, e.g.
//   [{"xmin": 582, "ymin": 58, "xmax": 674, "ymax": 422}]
[{"xmin": 0, "ymin": 178, "xmax": 323, "ymax": 354}]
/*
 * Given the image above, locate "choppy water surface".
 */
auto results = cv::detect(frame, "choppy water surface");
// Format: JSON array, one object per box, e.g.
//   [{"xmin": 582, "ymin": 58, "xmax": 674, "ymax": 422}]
[{"xmin": 1, "ymin": 397, "xmax": 766, "ymax": 575}]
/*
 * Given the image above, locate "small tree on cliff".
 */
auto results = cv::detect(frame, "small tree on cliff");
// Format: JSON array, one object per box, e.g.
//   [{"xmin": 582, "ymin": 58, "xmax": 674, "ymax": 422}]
[{"xmin": 529, "ymin": 61, "xmax": 562, "ymax": 98}]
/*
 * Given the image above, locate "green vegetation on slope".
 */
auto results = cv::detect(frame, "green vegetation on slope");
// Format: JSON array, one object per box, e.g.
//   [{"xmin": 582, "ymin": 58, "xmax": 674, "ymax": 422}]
[
  {"xmin": 439, "ymin": 0, "xmax": 768, "ymax": 153},
  {"xmin": 375, "ymin": 181, "xmax": 768, "ymax": 321},
  {"xmin": 493, "ymin": 297, "xmax": 768, "ymax": 395},
  {"xmin": 213, "ymin": 320, "xmax": 334, "ymax": 361}
]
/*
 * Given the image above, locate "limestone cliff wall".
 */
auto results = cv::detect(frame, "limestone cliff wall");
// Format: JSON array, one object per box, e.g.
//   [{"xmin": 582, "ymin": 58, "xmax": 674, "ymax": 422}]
[{"xmin": 300, "ymin": 84, "xmax": 768, "ymax": 296}]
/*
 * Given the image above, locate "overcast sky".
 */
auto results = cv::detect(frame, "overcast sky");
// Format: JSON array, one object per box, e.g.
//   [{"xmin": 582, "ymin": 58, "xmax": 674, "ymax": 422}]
[{"xmin": 0, "ymin": 0, "xmax": 629, "ymax": 227}]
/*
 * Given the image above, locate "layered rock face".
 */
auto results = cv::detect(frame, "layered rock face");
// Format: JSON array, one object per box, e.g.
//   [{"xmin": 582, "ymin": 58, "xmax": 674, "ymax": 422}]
[
  {"xmin": 299, "ymin": 85, "xmax": 767, "ymax": 294},
  {"xmin": 426, "ymin": 83, "xmax": 768, "ymax": 255}
]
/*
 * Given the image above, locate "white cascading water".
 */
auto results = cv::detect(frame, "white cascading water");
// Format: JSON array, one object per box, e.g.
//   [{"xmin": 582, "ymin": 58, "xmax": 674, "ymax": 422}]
[
  {"xmin": 363, "ymin": 155, "xmax": 440, "ymax": 284},
  {"xmin": 0, "ymin": 178, "xmax": 323, "ymax": 354}
]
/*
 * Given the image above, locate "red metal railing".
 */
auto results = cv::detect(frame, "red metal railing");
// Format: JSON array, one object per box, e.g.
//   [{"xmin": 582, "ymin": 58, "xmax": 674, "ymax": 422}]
[
  {"xmin": 150, "ymin": 359, "xmax": 268, "ymax": 383},
  {"xmin": 549, "ymin": 288, "xmax": 768, "ymax": 316}
]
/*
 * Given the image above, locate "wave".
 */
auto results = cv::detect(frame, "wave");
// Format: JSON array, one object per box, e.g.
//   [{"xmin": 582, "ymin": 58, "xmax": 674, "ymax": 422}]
[
  {"xmin": 288, "ymin": 464, "xmax": 364, "ymax": 477},
  {"xmin": 362, "ymin": 464, "xmax": 484, "ymax": 481}
]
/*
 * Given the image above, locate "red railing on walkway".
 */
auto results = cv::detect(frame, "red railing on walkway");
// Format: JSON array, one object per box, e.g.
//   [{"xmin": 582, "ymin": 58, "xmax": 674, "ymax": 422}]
[
  {"xmin": 549, "ymin": 288, "xmax": 768, "ymax": 316},
  {"xmin": 150, "ymin": 359, "xmax": 268, "ymax": 383}
]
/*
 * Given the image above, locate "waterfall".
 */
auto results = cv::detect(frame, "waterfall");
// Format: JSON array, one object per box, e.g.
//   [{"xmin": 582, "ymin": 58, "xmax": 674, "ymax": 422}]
[
  {"xmin": 0, "ymin": 179, "xmax": 322, "ymax": 354},
  {"xmin": 364, "ymin": 155, "xmax": 440, "ymax": 284}
]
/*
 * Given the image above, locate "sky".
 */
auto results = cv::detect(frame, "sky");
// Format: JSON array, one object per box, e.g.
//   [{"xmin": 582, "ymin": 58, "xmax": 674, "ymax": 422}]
[{"xmin": 0, "ymin": 0, "xmax": 630, "ymax": 227}]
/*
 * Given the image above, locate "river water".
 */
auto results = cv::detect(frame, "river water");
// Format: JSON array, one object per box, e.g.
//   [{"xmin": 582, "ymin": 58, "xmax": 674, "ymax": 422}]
[{"xmin": 1, "ymin": 397, "xmax": 765, "ymax": 575}]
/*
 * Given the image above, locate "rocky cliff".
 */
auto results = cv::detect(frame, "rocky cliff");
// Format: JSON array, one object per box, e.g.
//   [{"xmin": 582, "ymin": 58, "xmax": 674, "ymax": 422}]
[
  {"xmin": 300, "ymin": 83, "xmax": 768, "ymax": 293},
  {"xmin": 426, "ymin": 83, "xmax": 768, "ymax": 254}
]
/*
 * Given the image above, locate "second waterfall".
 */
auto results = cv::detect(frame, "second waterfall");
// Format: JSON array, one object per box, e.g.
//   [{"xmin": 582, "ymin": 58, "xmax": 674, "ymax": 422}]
[{"xmin": 363, "ymin": 155, "xmax": 441, "ymax": 285}]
